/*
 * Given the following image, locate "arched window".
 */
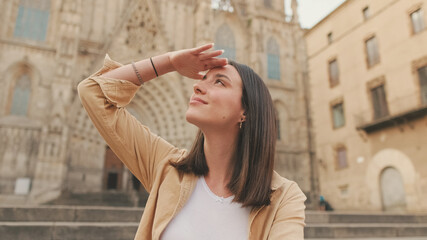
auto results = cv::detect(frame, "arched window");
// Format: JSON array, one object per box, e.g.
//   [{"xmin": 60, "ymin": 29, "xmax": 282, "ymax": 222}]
[
  {"xmin": 10, "ymin": 74, "xmax": 31, "ymax": 116},
  {"xmin": 14, "ymin": 0, "xmax": 51, "ymax": 41},
  {"xmin": 267, "ymin": 37, "xmax": 281, "ymax": 80},
  {"xmin": 215, "ymin": 24, "xmax": 236, "ymax": 61}
]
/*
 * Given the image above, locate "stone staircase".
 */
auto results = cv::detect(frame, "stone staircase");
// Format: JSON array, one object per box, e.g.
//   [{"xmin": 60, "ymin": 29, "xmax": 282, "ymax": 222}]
[
  {"xmin": 305, "ymin": 211, "xmax": 427, "ymax": 239},
  {"xmin": 0, "ymin": 205, "xmax": 142, "ymax": 240},
  {"xmin": 1, "ymin": 206, "xmax": 427, "ymax": 239},
  {"xmin": 47, "ymin": 191, "xmax": 149, "ymax": 207}
]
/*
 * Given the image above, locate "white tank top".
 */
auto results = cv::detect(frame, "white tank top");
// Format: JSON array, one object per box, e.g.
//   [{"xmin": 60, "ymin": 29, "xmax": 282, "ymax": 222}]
[{"xmin": 161, "ymin": 176, "xmax": 251, "ymax": 240}]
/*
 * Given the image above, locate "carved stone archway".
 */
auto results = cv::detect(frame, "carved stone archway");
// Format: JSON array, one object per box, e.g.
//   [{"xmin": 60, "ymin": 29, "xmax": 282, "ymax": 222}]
[{"xmin": 366, "ymin": 148, "xmax": 420, "ymax": 212}]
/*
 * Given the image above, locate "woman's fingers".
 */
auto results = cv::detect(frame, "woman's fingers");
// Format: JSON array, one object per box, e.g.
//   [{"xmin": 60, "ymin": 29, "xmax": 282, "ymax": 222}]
[
  {"xmin": 191, "ymin": 43, "xmax": 214, "ymax": 54},
  {"xmin": 171, "ymin": 44, "xmax": 227, "ymax": 79},
  {"xmin": 203, "ymin": 58, "xmax": 228, "ymax": 69},
  {"xmin": 199, "ymin": 50, "xmax": 224, "ymax": 61},
  {"xmin": 191, "ymin": 73, "xmax": 205, "ymax": 80}
]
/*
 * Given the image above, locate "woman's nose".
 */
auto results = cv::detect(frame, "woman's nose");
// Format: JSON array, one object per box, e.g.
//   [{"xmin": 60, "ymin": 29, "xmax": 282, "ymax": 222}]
[{"xmin": 193, "ymin": 81, "xmax": 206, "ymax": 94}]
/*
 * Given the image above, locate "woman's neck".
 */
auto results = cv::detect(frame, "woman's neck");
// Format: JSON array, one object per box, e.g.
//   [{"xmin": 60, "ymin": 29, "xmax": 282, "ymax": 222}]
[{"xmin": 202, "ymin": 128, "xmax": 239, "ymax": 197}]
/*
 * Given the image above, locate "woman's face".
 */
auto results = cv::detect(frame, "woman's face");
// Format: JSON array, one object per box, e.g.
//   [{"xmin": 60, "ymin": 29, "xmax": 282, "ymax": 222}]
[{"xmin": 186, "ymin": 65, "xmax": 245, "ymax": 130}]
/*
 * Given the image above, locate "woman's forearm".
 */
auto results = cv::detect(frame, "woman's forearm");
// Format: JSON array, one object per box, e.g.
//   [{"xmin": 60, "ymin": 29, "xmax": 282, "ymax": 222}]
[
  {"xmin": 101, "ymin": 52, "xmax": 174, "ymax": 86},
  {"xmin": 101, "ymin": 43, "xmax": 227, "ymax": 84}
]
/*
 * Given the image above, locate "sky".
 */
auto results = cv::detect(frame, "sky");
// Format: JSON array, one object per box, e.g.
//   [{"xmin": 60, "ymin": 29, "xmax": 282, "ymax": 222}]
[{"xmin": 285, "ymin": 0, "xmax": 347, "ymax": 29}]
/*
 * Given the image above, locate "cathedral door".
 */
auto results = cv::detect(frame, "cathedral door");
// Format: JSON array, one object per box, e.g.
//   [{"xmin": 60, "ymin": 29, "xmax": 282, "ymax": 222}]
[{"xmin": 103, "ymin": 146, "xmax": 124, "ymax": 190}]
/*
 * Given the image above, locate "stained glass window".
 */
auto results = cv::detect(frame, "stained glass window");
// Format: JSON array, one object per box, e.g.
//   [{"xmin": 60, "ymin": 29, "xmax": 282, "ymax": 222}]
[
  {"xmin": 267, "ymin": 37, "xmax": 280, "ymax": 80},
  {"xmin": 215, "ymin": 24, "xmax": 236, "ymax": 61},
  {"xmin": 14, "ymin": 0, "xmax": 50, "ymax": 41},
  {"xmin": 11, "ymin": 74, "xmax": 31, "ymax": 116}
]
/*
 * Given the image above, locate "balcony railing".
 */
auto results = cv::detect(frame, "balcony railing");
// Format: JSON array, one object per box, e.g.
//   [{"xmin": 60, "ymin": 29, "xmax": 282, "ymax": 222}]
[{"xmin": 354, "ymin": 93, "xmax": 427, "ymax": 133}]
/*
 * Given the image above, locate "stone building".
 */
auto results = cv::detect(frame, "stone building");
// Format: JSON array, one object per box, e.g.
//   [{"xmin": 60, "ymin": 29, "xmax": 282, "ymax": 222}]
[
  {"xmin": 305, "ymin": 0, "xmax": 427, "ymax": 212},
  {"xmin": 0, "ymin": 0, "xmax": 316, "ymax": 207}
]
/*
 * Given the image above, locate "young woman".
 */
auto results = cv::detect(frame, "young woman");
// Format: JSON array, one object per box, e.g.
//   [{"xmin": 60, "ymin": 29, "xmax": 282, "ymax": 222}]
[{"xmin": 78, "ymin": 43, "xmax": 306, "ymax": 240}]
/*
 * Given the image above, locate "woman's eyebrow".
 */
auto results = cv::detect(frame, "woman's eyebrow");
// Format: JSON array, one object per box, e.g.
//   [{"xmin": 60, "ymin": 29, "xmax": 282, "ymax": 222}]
[{"xmin": 215, "ymin": 73, "xmax": 232, "ymax": 82}]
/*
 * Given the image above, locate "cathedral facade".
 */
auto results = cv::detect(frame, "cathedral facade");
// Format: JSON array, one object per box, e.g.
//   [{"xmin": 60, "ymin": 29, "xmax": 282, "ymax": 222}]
[{"xmin": 0, "ymin": 0, "xmax": 316, "ymax": 208}]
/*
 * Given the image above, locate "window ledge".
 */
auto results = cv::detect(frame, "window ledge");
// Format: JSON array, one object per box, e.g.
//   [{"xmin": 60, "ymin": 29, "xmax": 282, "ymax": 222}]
[
  {"xmin": 356, "ymin": 104, "xmax": 427, "ymax": 133},
  {"xmin": 333, "ymin": 125, "xmax": 345, "ymax": 130},
  {"xmin": 0, "ymin": 38, "xmax": 55, "ymax": 53},
  {"xmin": 266, "ymin": 80, "xmax": 294, "ymax": 90}
]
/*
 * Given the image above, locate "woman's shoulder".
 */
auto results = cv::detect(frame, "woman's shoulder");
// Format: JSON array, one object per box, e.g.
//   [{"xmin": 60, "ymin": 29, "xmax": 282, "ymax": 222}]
[
  {"xmin": 271, "ymin": 171, "xmax": 306, "ymax": 201},
  {"xmin": 156, "ymin": 148, "xmax": 188, "ymax": 173}
]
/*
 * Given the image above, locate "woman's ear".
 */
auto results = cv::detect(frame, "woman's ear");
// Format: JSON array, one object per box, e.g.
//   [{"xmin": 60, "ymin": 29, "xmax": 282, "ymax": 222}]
[{"xmin": 240, "ymin": 113, "xmax": 246, "ymax": 123}]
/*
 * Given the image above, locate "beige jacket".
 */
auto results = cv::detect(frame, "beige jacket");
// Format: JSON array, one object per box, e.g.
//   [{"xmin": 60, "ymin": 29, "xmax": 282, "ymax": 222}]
[{"xmin": 77, "ymin": 55, "xmax": 307, "ymax": 240}]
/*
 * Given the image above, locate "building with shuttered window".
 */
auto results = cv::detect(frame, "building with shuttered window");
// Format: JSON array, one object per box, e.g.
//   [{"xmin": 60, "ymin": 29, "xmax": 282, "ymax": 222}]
[{"xmin": 305, "ymin": 0, "xmax": 427, "ymax": 212}]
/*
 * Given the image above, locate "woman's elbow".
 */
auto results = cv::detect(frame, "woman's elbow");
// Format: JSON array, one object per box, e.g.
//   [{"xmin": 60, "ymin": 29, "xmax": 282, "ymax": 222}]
[{"xmin": 77, "ymin": 79, "xmax": 93, "ymax": 101}]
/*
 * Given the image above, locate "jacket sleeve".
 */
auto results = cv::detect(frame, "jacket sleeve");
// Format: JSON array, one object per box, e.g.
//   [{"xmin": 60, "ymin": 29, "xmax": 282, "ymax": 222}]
[
  {"xmin": 268, "ymin": 182, "xmax": 307, "ymax": 239},
  {"xmin": 77, "ymin": 54, "xmax": 183, "ymax": 192}
]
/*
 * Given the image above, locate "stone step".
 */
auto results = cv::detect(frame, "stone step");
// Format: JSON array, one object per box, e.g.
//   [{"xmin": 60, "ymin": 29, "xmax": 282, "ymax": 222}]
[
  {"xmin": 305, "ymin": 238, "xmax": 427, "ymax": 240},
  {"xmin": 2, "ymin": 206, "xmax": 427, "ymax": 224},
  {"xmin": 304, "ymin": 223, "xmax": 427, "ymax": 238},
  {"xmin": 47, "ymin": 191, "xmax": 149, "ymax": 207},
  {"xmin": 2, "ymin": 206, "xmax": 427, "ymax": 239},
  {"xmin": 0, "ymin": 205, "xmax": 143, "ymax": 222},
  {"xmin": 0, "ymin": 222, "xmax": 138, "ymax": 240},
  {"xmin": 2, "ymin": 221, "xmax": 427, "ymax": 240},
  {"xmin": 306, "ymin": 211, "xmax": 427, "ymax": 224}
]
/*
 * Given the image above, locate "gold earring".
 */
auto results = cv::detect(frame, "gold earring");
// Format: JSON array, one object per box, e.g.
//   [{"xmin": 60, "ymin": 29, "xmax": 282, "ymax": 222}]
[{"xmin": 239, "ymin": 121, "xmax": 242, "ymax": 129}]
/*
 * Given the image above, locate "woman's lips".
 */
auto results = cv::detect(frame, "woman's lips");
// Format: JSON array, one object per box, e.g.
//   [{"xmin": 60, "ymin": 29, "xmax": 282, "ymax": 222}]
[{"xmin": 190, "ymin": 97, "xmax": 207, "ymax": 104}]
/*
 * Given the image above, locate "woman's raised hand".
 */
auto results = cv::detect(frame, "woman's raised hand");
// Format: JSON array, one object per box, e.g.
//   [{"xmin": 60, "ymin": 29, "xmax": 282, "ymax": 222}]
[{"xmin": 168, "ymin": 43, "xmax": 228, "ymax": 79}]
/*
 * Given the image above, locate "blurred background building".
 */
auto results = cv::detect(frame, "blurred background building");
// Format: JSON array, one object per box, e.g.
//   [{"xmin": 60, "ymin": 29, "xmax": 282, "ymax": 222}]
[
  {"xmin": 0, "ymin": 0, "xmax": 316, "ymax": 208},
  {"xmin": 2, "ymin": 0, "xmax": 426, "ymax": 215},
  {"xmin": 305, "ymin": 0, "xmax": 427, "ymax": 212}
]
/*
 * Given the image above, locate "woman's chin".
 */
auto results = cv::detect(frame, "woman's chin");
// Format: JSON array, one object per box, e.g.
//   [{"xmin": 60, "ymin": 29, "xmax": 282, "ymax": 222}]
[
  {"xmin": 186, "ymin": 112, "xmax": 208, "ymax": 129},
  {"xmin": 185, "ymin": 112, "xmax": 199, "ymax": 126}
]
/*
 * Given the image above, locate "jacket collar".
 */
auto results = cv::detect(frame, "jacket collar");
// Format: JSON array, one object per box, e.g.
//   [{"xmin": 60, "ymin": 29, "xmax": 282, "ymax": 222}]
[{"xmin": 271, "ymin": 171, "xmax": 283, "ymax": 191}]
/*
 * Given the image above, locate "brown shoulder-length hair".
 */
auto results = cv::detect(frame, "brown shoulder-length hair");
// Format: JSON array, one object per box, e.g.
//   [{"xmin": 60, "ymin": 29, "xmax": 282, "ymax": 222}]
[{"xmin": 170, "ymin": 61, "xmax": 277, "ymax": 207}]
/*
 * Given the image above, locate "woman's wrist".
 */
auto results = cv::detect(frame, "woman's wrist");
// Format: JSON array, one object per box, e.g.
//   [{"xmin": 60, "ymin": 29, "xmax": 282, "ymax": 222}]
[{"xmin": 151, "ymin": 52, "xmax": 175, "ymax": 76}]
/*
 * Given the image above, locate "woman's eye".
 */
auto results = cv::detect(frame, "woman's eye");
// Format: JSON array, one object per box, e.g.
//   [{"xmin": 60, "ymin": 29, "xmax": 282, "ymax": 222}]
[{"xmin": 215, "ymin": 79, "xmax": 225, "ymax": 86}]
